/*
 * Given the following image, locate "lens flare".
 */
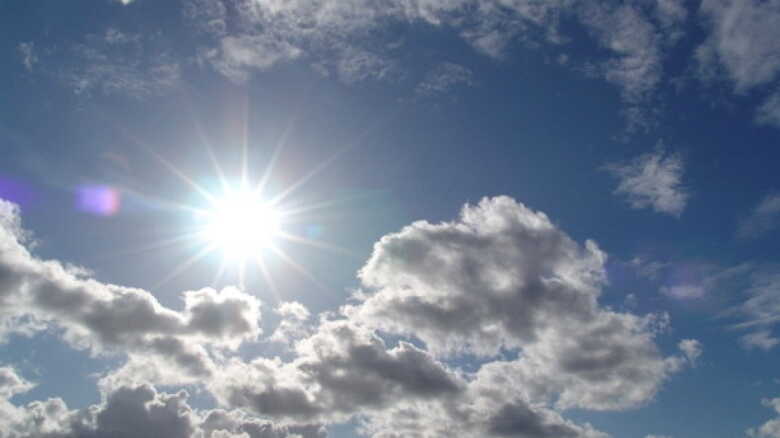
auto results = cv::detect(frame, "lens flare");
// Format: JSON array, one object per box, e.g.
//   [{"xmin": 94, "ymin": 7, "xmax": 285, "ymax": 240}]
[{"xmin": 77, "ymin": 185, "xmax": 121, "ymax": 216}]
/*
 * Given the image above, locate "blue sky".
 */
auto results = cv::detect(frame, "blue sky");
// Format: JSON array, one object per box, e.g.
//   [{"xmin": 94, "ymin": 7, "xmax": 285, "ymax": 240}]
[{"xmin": 2, "ymin": 1, "xmax": 780, "ymax": 437}]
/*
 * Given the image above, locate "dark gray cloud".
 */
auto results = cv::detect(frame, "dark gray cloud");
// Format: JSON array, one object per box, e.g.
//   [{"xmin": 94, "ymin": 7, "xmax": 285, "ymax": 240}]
[
  {"xmin": 213, "ymin": 320, "xmax": 463, "ymax": 422},
  {"xmin": 0, "ymin": 381, "xmax": 324, "ymax": 438}
]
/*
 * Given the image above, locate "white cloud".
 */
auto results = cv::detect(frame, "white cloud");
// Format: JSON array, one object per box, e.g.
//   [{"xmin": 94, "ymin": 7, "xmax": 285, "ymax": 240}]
[
  {"xmin": 678, "ymin": 339, "xmax": 703, "ymax": 366},
  {"xmin": 63, "ymin": 29, "xmax": 181, "ymax": 98},
  {"xmin": 629, "ymin": 256, "xmax": 668, "ymax": 279},
  {"xmin": 0, "ymin": 367, "xmax": 34, "ymax": 399},
  {"xmin": 738, "ymin": 193, "xmax": 780, "ymax": 239},
  {"xmin": 654, "ymin": 0, "xmax": 687, "ymax": 44},
  {"xmin": 347, "ymin": 196, "xmax": 691, "ymax": 412},
  {"xmin": 0, "ymin": 196, "xmax": 698, "ymax": 437},
  {"xmin": 757, "ymin": 90, "xmax": 780, "ymax": 128},
  {"xmin": 697, "ymin": 0, "xmax": 780, "ymax": 93},
  {"xmin": 205, "ymin": 35, "xmax": 303, "ymax": 83},
  {"xmin": 269, "ymin": 301, "xmax": 313, "ymax": 345},
  {"xmin": 0, "ymin": 199, "xmax": 262, "ymax": 384},
  {"xmin": 16, "ymin": 43, "xmax": 37, "ymax": 72},
  {"xmin": 0, "ymin": 382, "xmax": 324, "ymax": 438},
  {"xmin": 661, "ymin": 284, "xmax": 706, "ymax": 299},
  {"xmin": 695, "ymin": 263, "xmax": 780, "ymax": 351},
  {"xmin": 605, "ymin": 147, "xmax": 689, "ymax": 217},
  {"xmin": 179, "ymin": 0, "xmax": 673, "ymax": 114},
  {"xmin": 748, "ymin": 398, "xmax": 780, "ymax": 438},
  {"xmin": 741, "ymin": 330, "xmax": 780, "ymax": 352},
  {"xmin": 732, "ymin": 268, "xmax": 780, "ymax": 331},
  {"xmin": 579, "ymin": 3, "xmax": 662, "ymax": 103},
  {"xmin": 415, "ymin": 62, "xmax": 474, "ymax": 97}
]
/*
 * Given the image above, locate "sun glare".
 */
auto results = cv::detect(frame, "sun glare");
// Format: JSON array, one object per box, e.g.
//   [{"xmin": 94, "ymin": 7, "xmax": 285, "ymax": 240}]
[{"xmin": 201, "ymin": 190, "xmax": 281, "ymax": 259}]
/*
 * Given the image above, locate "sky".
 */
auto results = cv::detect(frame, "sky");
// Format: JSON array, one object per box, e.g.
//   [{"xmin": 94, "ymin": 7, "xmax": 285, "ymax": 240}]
[{"xmin": 2, "ymin": 0, "xmax": 780, "ymax": 437}]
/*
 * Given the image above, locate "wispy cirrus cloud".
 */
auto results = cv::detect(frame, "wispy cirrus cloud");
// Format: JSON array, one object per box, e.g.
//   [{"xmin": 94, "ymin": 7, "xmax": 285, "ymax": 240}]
[
  {"xmin": 757, "ymin": 90, "xmax": 780, "ymax": 128},
  {"xmin": 697, "ymin": 0, "xmax": 780, "ymax": 93},
  {"xmin": 16, "ymin": 43, "xmax": 37, "ymax": 72},
  {"xmin": 415, "ymin": 62, "xmax": 475, "ymax": 97},
  {"xmin": 738, "ymin": 193, "xmax": 780, "ymax": 239}
]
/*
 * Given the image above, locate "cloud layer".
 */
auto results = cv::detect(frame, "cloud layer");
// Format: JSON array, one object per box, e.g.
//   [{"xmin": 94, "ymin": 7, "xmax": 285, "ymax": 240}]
[{"xmin": 0, "ymin": 195, "xmax": 701, "ymax": 437}]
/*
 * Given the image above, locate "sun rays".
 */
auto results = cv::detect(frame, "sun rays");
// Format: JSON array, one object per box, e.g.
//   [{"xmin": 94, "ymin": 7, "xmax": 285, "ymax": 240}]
[{"xmin": 139, "ymin": 133, "xmax": 358, "ymax": 302}]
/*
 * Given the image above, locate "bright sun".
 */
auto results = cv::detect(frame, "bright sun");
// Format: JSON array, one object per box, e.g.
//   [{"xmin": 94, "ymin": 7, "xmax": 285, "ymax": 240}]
[{"xmin": 201, "ymin": 189, "xmax": 281, "ymax": 260}]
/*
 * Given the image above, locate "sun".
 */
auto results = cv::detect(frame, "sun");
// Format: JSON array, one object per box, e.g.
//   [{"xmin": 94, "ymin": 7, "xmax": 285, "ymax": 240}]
[
  {"xmin": 147, "ymin": 141, "xmax": 352, "ymax": 294},
  {"xmin": 200, "ymin": 188, "xmax": 281, "ymax": 260}
]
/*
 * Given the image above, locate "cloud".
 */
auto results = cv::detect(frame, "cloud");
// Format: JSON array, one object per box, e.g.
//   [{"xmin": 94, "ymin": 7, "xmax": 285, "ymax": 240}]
[
  {"xmin": 757, "ymin": 90, "xmax": 780, "ymax": 127},
  {"xmin": 604, "ymin": 147, "xmax": 689, "ymax": 216},
  {"xmin": 0, "ymin": 199, "xmax": 261, "ymax": 384},
  {"xmin": 579, "ymin": 3, "xmax": 663, "ymax": 103},
  {"xmin": 0, "ymin": 382, "xmax": 325, "ymax": 438},
  {"xmin": 211, "ymin": 319, "xmax": 464, "ymax": 423},
  {"xmin": 678, "ymin": 339, "xmax": 703, "ymax": 366},
  {"xmin": 269, "ymin": 301, "xmax": 313, "ymax": 345},
  {"xmin": 629, "ymin": 256, "xmax": 668, "ymax": 279},
  {"xmin": 0, "ymin": 367, "xmax": 34, "ymax": 400},
  {"xmin": 748, "ymin": 398, "xmax": 780, "ymax": 438},
  {"xmin": 731, "ymin": 268, "xmax": 780, "ymax": 331},
  {"xmin": 741, "ymin": 330, "xmax": 780, "ymax": 352},
  {"xmin": 178, "ymin": 0, "xmax": 675, "ymax": 117},
  {"xmin": 202, "ymin": 34, "xmax": 303, "ymax": 83},
  {"xmin": 16, "ymin": 43, "xmax": 37, "ymax": 72},
  {"xmin": 738, "ymin": 193, "xmax": 780, "ymax": 239},
  {"xmin": 63, "ymin": 29, "xmax": 181, "ymax": 98},
  {"xmin": 697, "ymin": 0, "xmax": 780, "ymax": 93},
  {"xmin": 654, "ymin": 0, "xmax": 688, "ymax": 42},
  {"xmin": 415, "ymin": 62, "xmax": 475, "ymax": 97},
  {"xmin": 661, "ymin": 284, "xmax": 706, "ymax": 300},
  {"xmin": 346, "ymin": 196, "xmax": 692, "ymax": 412},
  {"xmin": 691, "ymin": 263, "xmax": 780, "ymax": 351},
  {"xmin": 0, "ymin": 196, "xmax": 698, "ymax": 436}
]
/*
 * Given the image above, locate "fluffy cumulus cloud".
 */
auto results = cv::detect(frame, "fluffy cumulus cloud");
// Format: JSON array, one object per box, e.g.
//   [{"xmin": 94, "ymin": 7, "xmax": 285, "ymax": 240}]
[
  {"xmin": 346, "ymin": 197, "xmax": 693, "ymax": 414},
  {"xmin": 210, "ymin": 319, "xmax": 464, "ymax": 423},
  {"xmin": 0, "ymin": 381, "xmax": 325, "ymax": 438},
  {"xmin": 269, "ymin": 301, "xmax": 313, "ymax": 345},
  {"xmin": 605, "ymin": 147, "xmax": 689, "ymax": 216},
  {"xmin": 0, "ymin": 199, "xmax": 261, "ymax": 384},
  {"xmin": 0, "ymin": 196, "xmax": 701, "ymax": 437}
]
